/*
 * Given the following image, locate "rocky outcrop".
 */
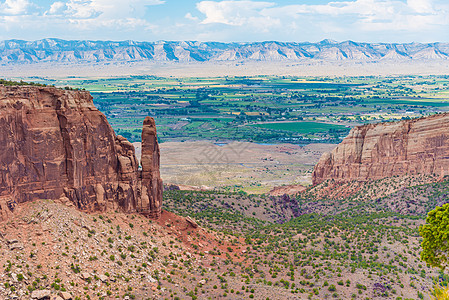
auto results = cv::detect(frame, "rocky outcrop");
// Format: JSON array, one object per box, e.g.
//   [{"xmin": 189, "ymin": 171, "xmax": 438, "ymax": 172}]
[
  {"xmin": 0, "ymin": 85, "xmax": 162, "ymax": 221},
  {"xmin": 139, "ymin": 117, "xmax": 163, "ymax": 218},
  {"xmin": 313, "ymin": 113, "xmax": 449, "ymax": 185},
  {"xmin": 269, "ymin": 184, "xmax": 307, "ymax": 196}
]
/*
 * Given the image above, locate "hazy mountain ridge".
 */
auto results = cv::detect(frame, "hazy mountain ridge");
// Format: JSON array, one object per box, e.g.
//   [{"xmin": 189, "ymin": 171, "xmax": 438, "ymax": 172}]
[{"xmin": 1, "ymin": 38, "xmax": 449, "ymax": 64}]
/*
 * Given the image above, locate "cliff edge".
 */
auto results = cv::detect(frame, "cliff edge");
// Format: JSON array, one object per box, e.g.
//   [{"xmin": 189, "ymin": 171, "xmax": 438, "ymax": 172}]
[
  {"xmin": 0, "ymin": 85, "xmax": 162, "ymax": 220},
  {"xmin": 313, "ymin": 113, "xmax": 449, "ymax": 185}
]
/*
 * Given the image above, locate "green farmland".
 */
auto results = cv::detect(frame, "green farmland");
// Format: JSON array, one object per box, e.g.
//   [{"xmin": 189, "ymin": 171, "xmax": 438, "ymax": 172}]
[
  {"xmin": 19, "ymin": 75, "xmax": 449, "ymax": 143},
  {"xmin": 253, "ymin": 121, "xmax": 349, "ymax": 136}
]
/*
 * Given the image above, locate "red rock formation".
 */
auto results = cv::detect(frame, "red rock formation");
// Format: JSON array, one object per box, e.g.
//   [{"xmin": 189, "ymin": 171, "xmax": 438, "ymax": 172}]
[
  {"xmin": 139, "ymin": 117, "xmax": 163, "ymax": 218},
  {"xmin": 269, "ymin": 184, "xmax": 307, "ymax": 196},
  {"xmin": 313, "ymin": 113, "xmax": 449, "ymax": 185},
  {"xmin": 0, "ymin": 85, "xmax": 162, "ymax": 220}
]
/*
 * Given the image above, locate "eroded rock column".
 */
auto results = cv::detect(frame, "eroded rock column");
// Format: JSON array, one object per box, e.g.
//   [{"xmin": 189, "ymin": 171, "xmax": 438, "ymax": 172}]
[{"xmin": 140, "ymin": 117, "xmax": 163, "ymax": 218}]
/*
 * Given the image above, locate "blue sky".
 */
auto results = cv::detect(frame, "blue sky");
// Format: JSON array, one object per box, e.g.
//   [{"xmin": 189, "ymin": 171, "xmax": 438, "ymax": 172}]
[{"xmin": 0, "ymin": 0, "xmax": 448, "ymax": 42}]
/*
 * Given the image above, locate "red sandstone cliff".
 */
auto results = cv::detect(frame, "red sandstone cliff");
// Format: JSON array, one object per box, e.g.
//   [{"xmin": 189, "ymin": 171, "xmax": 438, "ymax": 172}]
[
  {"xmin": 313, "ymin": 113, "xmax": 449, "ymax": 185},
  {"xmin": 0, "ymin": 85, "xmax": 162, "ymax": 221},
  {"xmin": 140, "ymin": 117, "xmax": 163, "ymax": 218}
]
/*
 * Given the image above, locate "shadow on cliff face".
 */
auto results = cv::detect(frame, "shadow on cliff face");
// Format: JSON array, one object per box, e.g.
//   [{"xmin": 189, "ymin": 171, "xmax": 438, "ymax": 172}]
[{"xmin": 0, "ymin": 85, "xmax": 163, "ymax": 221}]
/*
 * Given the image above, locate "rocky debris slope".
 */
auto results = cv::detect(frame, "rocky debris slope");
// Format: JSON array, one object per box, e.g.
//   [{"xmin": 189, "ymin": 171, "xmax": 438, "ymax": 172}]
[
  {"xmin": 313, "ymin": 113, "xmax": 449, "ymax": 185},
  {"xmin": 0, "ymin": 85, "xmax": 162, "ymax": 221},
  {"xmin": 0, "ymin": 200, "xmax": 236, "ymax": 299}
]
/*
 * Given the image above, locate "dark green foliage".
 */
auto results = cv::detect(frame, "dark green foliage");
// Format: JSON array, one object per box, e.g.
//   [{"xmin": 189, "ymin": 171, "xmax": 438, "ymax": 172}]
[
  {"xmin": 0, "ymin": 79, "xmax": 49, "ymax": 87},
  {"xmin": 420, "ymin": 203, "xmax": 449, "ymax": 270}
]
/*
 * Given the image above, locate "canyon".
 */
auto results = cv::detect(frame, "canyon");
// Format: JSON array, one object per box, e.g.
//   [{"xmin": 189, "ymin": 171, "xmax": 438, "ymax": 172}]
[
  {"xmin": 0, "ymin": 83, "xmax": 446, "ymax": 299},
  {"xmin": 0, "ymin": 85, "xmax": 162, "ymax": 221}
]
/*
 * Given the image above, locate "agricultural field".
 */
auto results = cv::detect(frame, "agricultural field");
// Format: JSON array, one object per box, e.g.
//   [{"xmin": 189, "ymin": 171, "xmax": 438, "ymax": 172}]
[
  {"xmin": 252, "ymin": 121, "xmax": 346, "ymax": 136},
  {"xmin": 19, "ymin": 75, "xmax": 449, "ymax": 143}
]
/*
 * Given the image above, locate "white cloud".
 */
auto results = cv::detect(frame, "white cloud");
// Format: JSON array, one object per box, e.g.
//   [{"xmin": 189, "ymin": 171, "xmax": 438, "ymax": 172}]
[
  {"xmin": 197, "ymin": 0, "xmax": 275, "ymax": 26},
  {"xmin": 65, "ymin": 0, "xmax": 100, "ymax": 19},
  {"xmin": 0, "ymin": 0, "xmax": 448, "ymax": 42},
  {"xmin": 42, "ymin": 0, "xmax": 166, "ymax": 30},
  {"xmin": 407, "ymin": 0, "xmax": 434, "ymax": 13},
  {"xmin": 48, "ymin": 1, "xmax": 66, "ymax": 14},
  {"xmin": 185, "ymin": 12, "xmax": 199, "ymax": 21},
  {"xmin": 263, "ymin": 0, "xmax": 405, "ymax": 24},
  {"xmin": 196, "ymin": 0, "xmax": 449, "ymax": 38},
  {"xmin": 0, "ymin": 0, "xmax": 166, "ymax": 40},
  {"xmin": 0, "ymin": 0, "xmax": 30, "ymax": 15}
]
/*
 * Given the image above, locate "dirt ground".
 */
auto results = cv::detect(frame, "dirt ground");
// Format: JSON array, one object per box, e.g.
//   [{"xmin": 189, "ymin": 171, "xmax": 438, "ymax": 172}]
[
  {"xmin": 2, "ymin": 60, "xmax": 449, "ymax": 78},
  {"xmin": 135, "ymin": 141, "xmax": 336, "ymax": 193},
  {"xmin": 0, "ymin": 200, "xmax": 254, "ymax": 300}
]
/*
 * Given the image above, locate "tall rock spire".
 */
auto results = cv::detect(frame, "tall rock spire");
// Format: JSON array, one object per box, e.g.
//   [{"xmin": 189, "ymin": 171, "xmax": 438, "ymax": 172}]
[{"xmin": 140, "ymin": 117, "xmax": 163, "ymax": 218}]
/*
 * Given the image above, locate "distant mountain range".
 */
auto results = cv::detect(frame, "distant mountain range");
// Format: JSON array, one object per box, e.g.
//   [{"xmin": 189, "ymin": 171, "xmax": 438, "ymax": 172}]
[{"xmin": 1, "ymin": 38, "xmax": 448, "ymax": 64}]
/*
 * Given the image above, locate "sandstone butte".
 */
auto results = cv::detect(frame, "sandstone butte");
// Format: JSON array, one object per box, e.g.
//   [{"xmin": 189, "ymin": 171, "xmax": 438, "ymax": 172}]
[
  {"xmin": 0, "ymin": 85, "xmax": 163, "ymax": 221},
  {"xmin": 313, "ymin": 112, "xmax": 449, "ymax": 185}
]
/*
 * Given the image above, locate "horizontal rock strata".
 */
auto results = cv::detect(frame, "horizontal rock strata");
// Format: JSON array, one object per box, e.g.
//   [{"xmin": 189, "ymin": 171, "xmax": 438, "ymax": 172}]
[
  {"xmin": 313, "ymin": 113, "xmax": 449, "ymax": 185},
  {"xmin": 0, "ymin": 85, "xmax": 162, "ymax": 220}
]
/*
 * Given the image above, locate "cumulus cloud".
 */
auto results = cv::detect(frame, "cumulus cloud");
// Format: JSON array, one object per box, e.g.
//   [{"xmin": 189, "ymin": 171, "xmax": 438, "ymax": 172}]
[
  {"xmin": 56, "ymin": 0, "xmax": 164, "ymax": 20},
  {"xmin": 407, "ymin": 0, "xmax": 435, "ymax": 13},
  {"xmin": 48, "ymin": 1, "xmax": 66, "ymax": 15},
  {"xmin": 196, "ymin": 0, "xmax": 281, "ymax": 32},
  {"xmin": 0, "ymin": 0, "xmax": 448, "ymax": 42},
  {"xmin": 0, "ymin": 0, "xmax": 30, "ymax": 15},
  {"xmin": 197, "ymin": 0, "xmax": 274, "ymax": 25},
  {"xmin": 195, "ymin": 0, "xmax": 449, "ymax": 39},
  {"xmin": 0, "ymin": 0, "xmax": 166, "ymax": 40},
  {"xmin": 185, "ymin": 12, "xmax": 199, "ymax": 21},
  {"xmin": 65, "ymin": 0, "xmax": 100, "ymax": 19},
  {"xmin": 41, "ymin": 0, "xmax": 165, "ymax": 30}
]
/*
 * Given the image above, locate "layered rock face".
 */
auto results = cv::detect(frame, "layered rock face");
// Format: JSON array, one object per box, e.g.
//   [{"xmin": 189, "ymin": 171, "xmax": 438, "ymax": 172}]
[
  {"xmin": 313, "ymin": 113, "xmax": 449, "ymax": 185},
  {"xmin": 0, "ymin": 85, "xmax": 162, "ymax": 221},
  {"xmin": 139, "ymin": 117, "xmax": 163, "ymax": 218}
]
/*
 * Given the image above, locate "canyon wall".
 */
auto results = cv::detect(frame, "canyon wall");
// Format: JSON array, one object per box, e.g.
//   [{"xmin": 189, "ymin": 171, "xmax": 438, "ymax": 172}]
[
  {"xmin": 0, "ymin": 85, "xmax": 162, "ymax": 220},
  {"xmin": 313, "ymin": 113, "xmax": 449, "ymax": 185}
]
